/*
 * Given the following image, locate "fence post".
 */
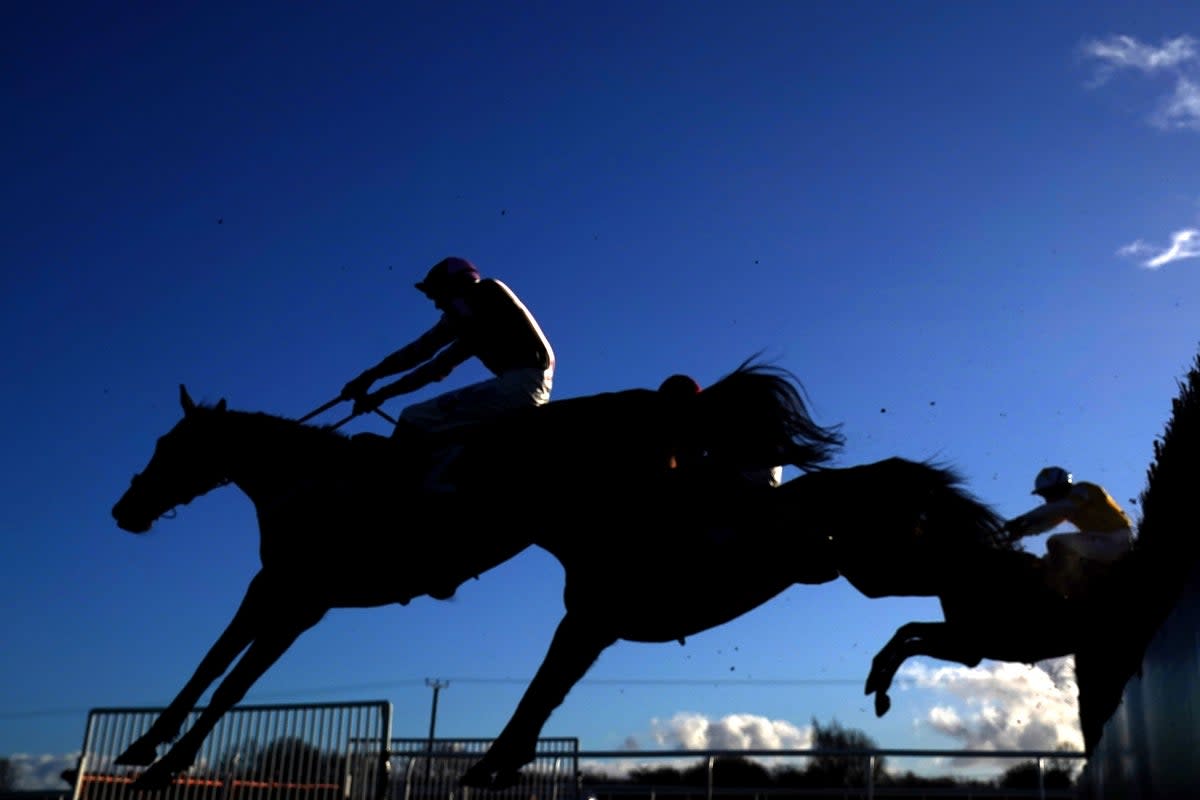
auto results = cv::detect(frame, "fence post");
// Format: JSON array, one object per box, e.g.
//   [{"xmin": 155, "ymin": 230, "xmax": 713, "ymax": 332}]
[
  {"xmin": 867, "ymin": 754, "xmax": 875, "ymax": 800},
  {"xmin": 706, "ymin": 755, "xmax": 714, "ymax": 800},
  {"xmin": 1037, "ymin": 756, "xmax": 1045, "ymax": 800}
]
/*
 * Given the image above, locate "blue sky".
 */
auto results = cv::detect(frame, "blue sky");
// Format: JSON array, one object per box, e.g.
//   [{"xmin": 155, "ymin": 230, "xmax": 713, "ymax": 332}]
[{"xmin": 4, "ymin": 1, "xmax": 1200, "ymax": 786}]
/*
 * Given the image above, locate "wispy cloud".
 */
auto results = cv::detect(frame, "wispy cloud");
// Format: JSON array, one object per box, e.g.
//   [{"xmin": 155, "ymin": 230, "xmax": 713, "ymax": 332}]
[
  {"xmin": 1118, "ymin": 228, "xmax": 1200, "ymax": 268},
  {"xmin": 1082, "ymin": 34, "xmax": 1197, "ymax": 82},
  {"xmin": 899, "ymin": 657, "xmax": 1082, "ymax": 758},
  {"xmin": 1081, "ymin": 34, "xmax": 1200, "ymax": 131},
  {"xmin": 1153, "ymin": 77, "xmax": 1200, "ymax": 130}
]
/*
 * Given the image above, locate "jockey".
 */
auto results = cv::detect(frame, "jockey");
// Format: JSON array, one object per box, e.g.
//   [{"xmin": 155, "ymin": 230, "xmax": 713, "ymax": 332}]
[
  {"xmin": 657, "ymin": 373, "xmax": 783, "ymax": 488},
  {"xmin": 1003, "ymin": 466, "xmax": 1135, "ymax": 600},
  {"xmin": 341, "ymin": 256, "xmax": 555, "ymax": 490}
]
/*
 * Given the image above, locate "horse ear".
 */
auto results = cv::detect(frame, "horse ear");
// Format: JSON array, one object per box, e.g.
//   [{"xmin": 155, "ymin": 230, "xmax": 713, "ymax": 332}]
[
  {"xmin": 215, "ymin": 398, "xmax": 227, "ymax": 412},
  {"xmin": 180, "ymin": 385, "xmax": 196, "ymax": 415}
]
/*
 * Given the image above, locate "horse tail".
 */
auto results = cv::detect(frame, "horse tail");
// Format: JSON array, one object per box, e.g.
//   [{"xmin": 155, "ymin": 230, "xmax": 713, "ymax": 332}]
[{"xmin": 701, "ymin": 357, "xmax": 845, "ymax": 472}]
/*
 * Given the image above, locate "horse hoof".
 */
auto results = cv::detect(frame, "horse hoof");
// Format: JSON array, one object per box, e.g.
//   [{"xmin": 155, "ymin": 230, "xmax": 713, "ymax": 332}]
[
  {"xmin": 115, "ymin": 740, "xmax": 158, "ymax": 767},
  {"xmin": 874, "ymin": 692, "xmax": 892, "ymax": 718}
]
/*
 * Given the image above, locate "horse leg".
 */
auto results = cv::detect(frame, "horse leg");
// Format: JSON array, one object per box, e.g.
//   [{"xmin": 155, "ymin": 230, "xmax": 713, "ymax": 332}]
[
  {"xmin": 115, "ymin": 572, "xmax": 271, "ymax": 767},
  {"xmin": 865, "ymin": 622, "xmax": 983, "ymax": 717},
  {"xmin": 131, "ymin": 603, "xmax": 327, "ymax": 790},
  {"xmin": 460, "ymin": 612, "xmax": 617, "ymax": 790}
]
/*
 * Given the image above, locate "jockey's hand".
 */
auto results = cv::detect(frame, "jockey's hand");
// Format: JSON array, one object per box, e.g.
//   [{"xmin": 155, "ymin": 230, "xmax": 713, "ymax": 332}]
[
  {"xmin": 340, "ymin": 373, "xmax": 373, "ymax": 402},
  {"xmin": 352, "ymin": 391, "xmax": 382, "ymax": 417},
  {"xmin": 1001, "ymin": 519, "xmax": 1027, "ymax": 541}
]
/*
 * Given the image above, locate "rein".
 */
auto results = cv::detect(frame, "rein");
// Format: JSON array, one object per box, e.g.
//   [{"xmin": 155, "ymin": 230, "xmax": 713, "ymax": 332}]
[{"xmin": 299, "ymin": 395, "xmax": 397, "ymax": 430}]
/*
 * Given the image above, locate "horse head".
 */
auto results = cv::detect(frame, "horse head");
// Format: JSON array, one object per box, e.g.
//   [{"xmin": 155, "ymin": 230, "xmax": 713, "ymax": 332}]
[{"xmin": 112, "ymin": 385, "xmax": 230, "ymax": 533}]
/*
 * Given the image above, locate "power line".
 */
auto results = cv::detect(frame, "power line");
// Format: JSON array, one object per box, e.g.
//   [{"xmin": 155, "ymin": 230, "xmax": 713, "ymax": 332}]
[{"xmin": 0, "ymin": 675, "xmax": 882, "ymax": 720}]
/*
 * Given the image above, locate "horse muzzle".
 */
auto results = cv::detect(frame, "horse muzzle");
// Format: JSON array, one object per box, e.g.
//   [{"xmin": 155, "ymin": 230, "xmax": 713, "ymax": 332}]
[
  {"xmin": 112, "ymin": 503, "xmax": 154, "ymax": 534},
  {"xmin": 112, "ymin": 490, "xmax": 159, "ymax": 534}
]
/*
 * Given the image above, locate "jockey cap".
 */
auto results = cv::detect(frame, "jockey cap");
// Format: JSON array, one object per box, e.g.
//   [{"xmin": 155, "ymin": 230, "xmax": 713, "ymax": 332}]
[
  {"xmin": 1033, "ymin": 466, "xmax": 1072, "ymax": 496},
  {"xmin": 416, "ymin": 257, "xmax": 481, "ymax": 298}
]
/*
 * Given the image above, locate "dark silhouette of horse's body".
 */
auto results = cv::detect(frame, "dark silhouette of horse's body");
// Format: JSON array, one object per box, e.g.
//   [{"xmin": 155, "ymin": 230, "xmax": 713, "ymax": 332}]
[
  {"xmin": 461, "ymin": 439, "xmax": 1191, "ymax": 785},
  {"xmin": 458, "ymin": 457, "xmax": 1011, "ymax": 788},
  {"xmin": 851, "ymin": 349, "xmax": 1200, "ymax": 759},
  {"xmin": 857, "ymin": 348, "xmax": 1200, "ymax": 757},
  {"xmin": 788, "ymin": 462, "xmax": 1076, "ymax": 719},
  {"xmin": 110, "ymin": 363, "xmax": 842, "ymax": 790}
]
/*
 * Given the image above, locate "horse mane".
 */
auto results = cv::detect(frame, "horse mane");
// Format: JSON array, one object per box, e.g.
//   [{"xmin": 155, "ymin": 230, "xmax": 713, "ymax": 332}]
[
  {"xmin": 701, "ymin": 357, "xmax": 845, "ymax": 471},
  {"xmin": 189, "ymin": 401, "xmax": 357, "ymax": 459},
  {"xmin": 910, "ymin": 458, "xmax": 1011, "ymax": 552}
]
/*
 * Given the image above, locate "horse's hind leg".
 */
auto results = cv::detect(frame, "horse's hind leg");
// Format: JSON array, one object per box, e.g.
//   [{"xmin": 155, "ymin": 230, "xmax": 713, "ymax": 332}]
[
  {"xmin": 461, "ymin": 612, "xmax": 617, "ymax": 790},
  {"xmin": 132, "ymin": 602, "xmax": 327, "ymax": 790},
  {"xmin": 116, "ymin": 571, "xmax": 270, "ymax": 767}
]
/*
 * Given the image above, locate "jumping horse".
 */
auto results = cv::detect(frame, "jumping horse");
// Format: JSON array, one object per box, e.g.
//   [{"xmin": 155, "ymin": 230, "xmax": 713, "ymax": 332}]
[
  {"xmin": 462, "ymin": 350, "xmax": 1200, "ymax": 782},
  {"xmin": 110, "ymin": 362, "xmax": 842, "ymax": 789}
]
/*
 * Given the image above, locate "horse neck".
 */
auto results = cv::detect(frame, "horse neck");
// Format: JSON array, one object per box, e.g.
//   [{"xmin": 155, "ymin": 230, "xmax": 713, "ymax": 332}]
[{"xmin": 218, "ymin": 410, "xmax": 345, "ymax": 502}]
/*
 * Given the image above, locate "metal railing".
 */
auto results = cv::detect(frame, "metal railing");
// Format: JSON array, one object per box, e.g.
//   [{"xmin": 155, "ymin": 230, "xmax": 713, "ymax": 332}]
[
  {"xmin": 71, "ymin": 701, "xmax": 392, "ymax": 800},
  {"xmin": 388, "ymin": 737, "xmax": 578, "ymax": 800},
  {"xmin": 574, "ymin": 748, "xmax": 1087, "ymax": 800}
]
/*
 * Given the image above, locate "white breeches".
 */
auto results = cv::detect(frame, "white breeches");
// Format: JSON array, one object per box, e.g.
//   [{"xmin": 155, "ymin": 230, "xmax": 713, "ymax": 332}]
[{"xmin": 398, "ymin": 366, "xmax": 553, "ymax": 433}]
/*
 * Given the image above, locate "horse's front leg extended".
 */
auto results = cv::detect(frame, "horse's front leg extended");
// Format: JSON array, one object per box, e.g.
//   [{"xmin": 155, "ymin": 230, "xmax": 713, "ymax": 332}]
[
  {"xmin": 131, "ymin": 603, "xmax": 327, "ymax": 791},
  {"xmin": 116, "ymin": 572, "xmax": 271, "ymax": 767},
  {"xmin": 461, "ymin": 613, "xmax": 617, "ymax": 790},
  {"xmin": 865, "ymin": 621, "xmax": 983, "ymax": 717}
]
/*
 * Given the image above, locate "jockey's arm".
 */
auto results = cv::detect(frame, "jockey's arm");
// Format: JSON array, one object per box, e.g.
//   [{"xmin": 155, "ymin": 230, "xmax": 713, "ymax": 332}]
[
  {"xmin": 1007, "ymin": 497, "xmax": 1075, "ymax": 538},
  {"xmin": 368, "ymin": 318, "xmax": 455, "ymax": 381},
  {"xmin": 373, "ymin": 339, "xmax": 473, "ymax": 402}
]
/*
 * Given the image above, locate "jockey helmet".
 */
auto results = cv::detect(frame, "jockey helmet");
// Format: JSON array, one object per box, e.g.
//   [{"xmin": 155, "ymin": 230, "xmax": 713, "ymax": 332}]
[
  {"xmin": 1033, "ymin": 466, "xmax": 1072, "ymax": 496},
  {"xmin": 659, "ymin": 374, "xmax": 702, "ymax": 398},
  {"xmin": 415, "ymin": 257, "xmax": 481, "ymax": 298}
]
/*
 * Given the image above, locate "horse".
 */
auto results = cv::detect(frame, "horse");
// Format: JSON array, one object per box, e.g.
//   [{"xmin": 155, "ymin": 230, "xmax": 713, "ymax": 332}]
[
  {"xmin": 456, "ymin": 457, "xmax": 1009, "ymax": 789},
  {"xmin": 815, "ymin": 462, "xmax": 1080, "ymax": 719},
  {"xmin": 862, "ymin": 347, "xmax": 1200, "ymax": 755},
  {"xmin": 109, "ymin": 361, "xmax": 842, "ymax": 790},
  {"xmin": 457, "ymin": 410, "xmax": 1198, "ymax": 788}
]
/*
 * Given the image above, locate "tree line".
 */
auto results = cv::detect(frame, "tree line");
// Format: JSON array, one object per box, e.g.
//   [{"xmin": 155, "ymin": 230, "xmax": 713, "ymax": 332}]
[{"xmin": 579, "ymin": 719, "xmax": 1075, "ymax": 794}]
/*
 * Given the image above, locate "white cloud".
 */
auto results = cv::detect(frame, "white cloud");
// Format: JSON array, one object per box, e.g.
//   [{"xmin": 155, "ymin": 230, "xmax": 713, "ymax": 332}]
[
  {"xmin": 587, "ymin": 712, "xmax": 816, "ymax": 777},
  {"xmin": 899, "ymin": 657, "xmax": 1083, "ymax": 759},
  {"xmin": 648, "ymin": 711, "xmax": 815, "ymax": 751},
  {"xmin": 1153, "ymin": 77, "xmax": 1200, "ymax": 130},
  {"xmin": 7, "ymin": 753, "xmax": 79, "ymax": 791},
  {"xmin": 1117, "ymin": 228, "xmax": 1200, "ymax": 268},
  {"xmin": 1082, "ymin": 34, "xmax": 1197, "ymax": 82},
  {"xmin": 1081, "ymin": 34, "xmax": 1200, "ymax": 133}
]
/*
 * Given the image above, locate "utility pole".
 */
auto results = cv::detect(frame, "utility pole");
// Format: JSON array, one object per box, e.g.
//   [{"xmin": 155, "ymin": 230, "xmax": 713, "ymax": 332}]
[{"xmin": 425, "ymin": 679, "xmax": 449, "ymax": 754}]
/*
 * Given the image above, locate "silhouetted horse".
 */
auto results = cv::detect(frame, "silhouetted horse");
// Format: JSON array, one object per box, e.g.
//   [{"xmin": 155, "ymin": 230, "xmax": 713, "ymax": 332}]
[
  {"xmin": 461, "ymin": 352, "xmax": 1200, "ymax": 785},
  {"xmin": 457, "ymin": 457, "xmax": 1010, "ymax": 789},
  {"xmin": 861, "ymin": 347, "xmax": 1200, "ymax": 755},
  {"xmin": 809, "ymin": 461, "xmax": 1076, "ymax": 719},
  {"xmin": 110, "ymin": 362, "xmax": 841, "ymax": 790}
]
